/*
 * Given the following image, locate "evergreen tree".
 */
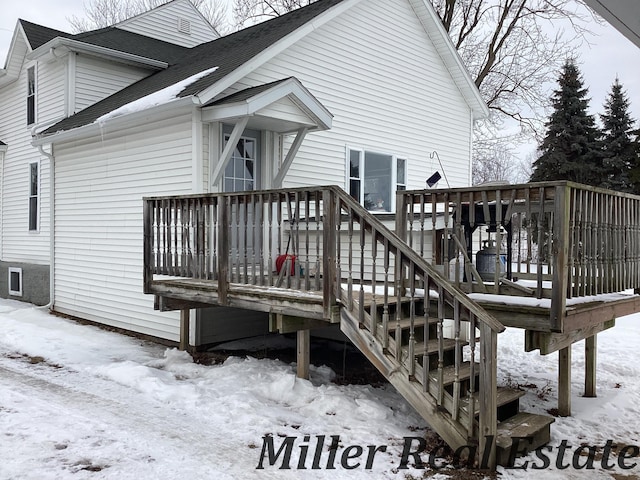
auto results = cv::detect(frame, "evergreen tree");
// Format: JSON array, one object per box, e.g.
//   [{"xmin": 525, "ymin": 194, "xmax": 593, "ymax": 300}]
[
  {"xmin": 628, "ymin": 128, "xmax": 640, "ymax": 195},
  {"xmin": 530, "ymin": 60, "xmax": 603, "ymax": 186},
  {"xmin": 600, "ymin": 78, "xmax": 637, "ymax": 192}
]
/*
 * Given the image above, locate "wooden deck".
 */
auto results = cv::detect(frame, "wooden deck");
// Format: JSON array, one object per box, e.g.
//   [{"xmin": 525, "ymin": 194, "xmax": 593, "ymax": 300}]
[{"xmin": 142, "ymin": 182, "xmax": 640, "ymax": 469}]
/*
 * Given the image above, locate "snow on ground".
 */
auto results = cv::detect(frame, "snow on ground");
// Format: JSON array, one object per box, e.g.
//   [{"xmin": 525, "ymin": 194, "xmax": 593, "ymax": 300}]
[{"xmin": 1, "ymin": 298, "xmax": 640, "ymax": 479}]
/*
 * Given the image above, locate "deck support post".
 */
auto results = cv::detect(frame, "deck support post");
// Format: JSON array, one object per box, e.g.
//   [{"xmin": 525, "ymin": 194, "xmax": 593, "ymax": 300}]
[
  {"xmin": 297, "ymin": 329, "xmax": 310, "ymax": 380},
  {"xmin": 179, "ymin": 308, "xmax": 190, "ymax": 351},
  {"xmin": 558, "ymin": 346, "xmax": 571, "ymax": 416},
  {"xmin": 584, "ymin": 334, "xmax": 597, "ymax": 397}
]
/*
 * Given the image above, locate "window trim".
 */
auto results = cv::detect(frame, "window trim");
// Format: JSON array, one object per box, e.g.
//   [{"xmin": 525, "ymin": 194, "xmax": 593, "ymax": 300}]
[
  {"xmin": 29, "ymin": 161, "xmax": 40, "ymax": 232},
  {"xmin": 8, "ymin": 267, "xmax": 23, "ymax": 297},
  {"xmin": 346, "ymin": 146, "xmax": 408, "ymax": 213},
  {"xmin": 27, "ymin": 65, "xmax": 36, "ymax": 126}
]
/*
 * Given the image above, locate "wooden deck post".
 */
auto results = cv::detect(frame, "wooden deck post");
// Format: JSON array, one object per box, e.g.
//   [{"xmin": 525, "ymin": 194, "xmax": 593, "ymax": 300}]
[
  {"xmin": 297, "ymin": 329, "xmax": 310, "ymax": 380},
  {"xmin": 558, "ymin": 346, "xmax": 571, "ymax": 416},
  {"xmin": 584, "ymin": 334, "xmax": 597, "ymax": 397},
  {"xmin": 551, "ymin": 185, "xmax": 570, "ymax": 332},
  {"xmin": 322, "ymin": 190, "xmax": 337, "ymax": 320},
  {"xmin": 179, "ymin": 308, "xmax": 190, "ymax": 351},
  {"xmin": 479, "ymin": 324, "xmax": 497, "ymax": 469}
]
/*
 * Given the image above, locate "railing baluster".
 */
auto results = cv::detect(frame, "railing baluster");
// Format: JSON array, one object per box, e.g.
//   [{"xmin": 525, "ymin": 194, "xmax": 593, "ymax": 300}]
[
  {"xmin": 315, "ymin": 194, "xmax": 321, "ymax": 291},
  {"xmin": 408, "ymin": 262, "xmax": 416, "ymax": 378},
  {"xmin": 422, "ymin": 272, "xmax": 430, "ymax": 393},
  {"xmin": 436, "ymin": 285, "xmax": 444, "ymax": 407},
  {"xmin": 468, "ymin": 313, "xmax": 476, "ymax": 439},
  {"xmin": 395, "ymin": 251, "xmax": 403, "ymax": 362},
  {"xmin": 359, "ymin": 215, "xmax": 366, "ymax": 326},
  {"xmin": 304, "ymin": 192, "xmax": 311, "ymax": 291},
  {"xmin": 371, "ymin": 225, "xmax": 378, "ymax": 337},
  {"xmin": 382, "ymin": 237, "xmax": 390, "ymax": 350},
  {"xmin": 348, "ymin": 208, "xmax": 354, "ymax": 310},
  {"xmin": 452, "ymin": 299, "xmax": 461, "ymax": 422}
]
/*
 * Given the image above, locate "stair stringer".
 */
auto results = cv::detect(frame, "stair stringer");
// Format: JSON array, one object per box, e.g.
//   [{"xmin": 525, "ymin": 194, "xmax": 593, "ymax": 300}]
[{"xmin": 340, "ymin": 307, "xmax": 470, "ymax": 451}]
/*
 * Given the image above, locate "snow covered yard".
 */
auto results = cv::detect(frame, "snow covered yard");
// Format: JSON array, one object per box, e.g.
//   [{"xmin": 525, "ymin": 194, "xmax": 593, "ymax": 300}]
[{"xmin": 1, "ymin": 298, "xmax": 640, "ymax": 479}]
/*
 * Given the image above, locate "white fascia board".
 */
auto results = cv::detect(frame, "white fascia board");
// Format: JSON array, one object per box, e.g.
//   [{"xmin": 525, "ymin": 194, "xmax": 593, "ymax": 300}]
[
  {"xmin": 408, "ymin": 0, "xmax": 489, "ymax": 120},
  {"xmin": 0, "ymin": 22, "xmax": 29, "ymax": 84},
  {"xmin": 202, "ymin": 78, "xmax": 333, "ymax": 130},
  {"xmin": 27, "ymin": 38, "xmax": 168, "ymax": 70},
  {"xmin": 31, "ymin": 96, "xmax": 196, "ymax": 146},
  {"xmin": 193, "ymin": 0, "xmax": 363, "ymax": 106}
]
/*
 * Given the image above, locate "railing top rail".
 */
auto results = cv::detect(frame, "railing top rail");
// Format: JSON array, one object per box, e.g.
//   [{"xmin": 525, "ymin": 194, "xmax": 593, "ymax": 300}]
[
  {"xmin": 142, "ymin": 185, "xmax": 338, "ymax": 203},
  {"xmin": 329, "ymin": 186, "xmax": 505, "ymax": 334},
  {"xmin": 402, "ymin": 181, "xmax": 640, "ymax": 201}
]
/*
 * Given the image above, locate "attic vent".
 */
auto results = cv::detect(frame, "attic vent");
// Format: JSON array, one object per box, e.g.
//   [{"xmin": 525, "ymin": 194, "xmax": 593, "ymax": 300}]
[{"xmin": 177, "ymin": 17, "xmax": 192, "ymax": 34}]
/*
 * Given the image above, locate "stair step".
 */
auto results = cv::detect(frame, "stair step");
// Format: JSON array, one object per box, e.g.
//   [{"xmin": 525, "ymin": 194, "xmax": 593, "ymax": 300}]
[
  {"xmin": 383, "ymin": 317, "xmax": 440, "ymax": 331},
  {"xmin": 413, "ymin": 338, "xmax": 466, "ymax": 355},
  {"xmin": 461, "ymin": 387, "xmax": 525, "ymax": 416},
  {"xmin": 428, "ymin": 362, "xmax": 479, "ymax": 387},
  {"xmin": 496, "ymin": 412, "xmax": 555, "ymax": 465}
]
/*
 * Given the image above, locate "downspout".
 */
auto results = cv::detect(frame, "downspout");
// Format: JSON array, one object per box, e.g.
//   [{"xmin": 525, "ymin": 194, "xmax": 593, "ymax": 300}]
[{"xmin": 37, "ymin": 142, "xmax": 55, "ymax": 311}]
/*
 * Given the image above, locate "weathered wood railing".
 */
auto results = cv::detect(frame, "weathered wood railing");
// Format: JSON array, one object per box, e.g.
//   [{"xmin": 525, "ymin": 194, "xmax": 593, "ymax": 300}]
[
  {"xmin": 396, "ymin": 181, "xmax": 640, "ymax": 330},
  {"xmin": 143, "ymin": 186, "xmax": 505, "ymax": 465}
]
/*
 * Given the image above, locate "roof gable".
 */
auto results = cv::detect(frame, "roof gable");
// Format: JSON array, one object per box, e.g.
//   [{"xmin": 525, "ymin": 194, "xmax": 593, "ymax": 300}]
[
  {"xmin": 40, "ymin": 0, "xmax": 351, "ymax": 137},
  {"xmin": 37, "ymin": 0, "xmax": 488, "ymax": 139},
  {"xmin": 19, "ymin": 20, "xmax": 71, "ymax": 49},
  {"xmin": 115, "ymin": 0, "xmax": 219, "ymax": 46}
]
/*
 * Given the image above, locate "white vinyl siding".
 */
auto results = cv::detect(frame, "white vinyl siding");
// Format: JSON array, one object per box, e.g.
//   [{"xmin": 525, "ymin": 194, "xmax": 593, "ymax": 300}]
[
  {"xmin": 0, "ymin": 62, "xmax": 51, "ymax": 265},
  {"xmin": 36, "ymin": 59, "xmax": 66, "ymax": 126},
  {"xmin": 116, "ymin": 0, "xmax": 219, "ymax": 47},
  {"xmin": 53, "ymin": 111, "xmax": 194, "ymax": 340},
  {"xmin": 74, "ymin": 55, "xmax": 152, "ymax": 113},
  {"xmin": 225, "ymin": 0, "xmax": 473, "ymax": 190}
]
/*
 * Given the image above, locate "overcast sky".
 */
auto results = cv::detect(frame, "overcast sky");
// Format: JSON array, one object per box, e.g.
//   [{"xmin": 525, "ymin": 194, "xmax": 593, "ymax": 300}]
[{"xmin": 2, "ymin": 0, "xmax": 640, "ymax": 155}]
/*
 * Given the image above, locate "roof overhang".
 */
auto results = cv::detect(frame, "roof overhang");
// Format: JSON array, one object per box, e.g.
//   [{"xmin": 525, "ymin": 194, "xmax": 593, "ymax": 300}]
[
  {"xmin": 583, "ymin": 0, "xmax": 640, "ymax": 48},
  {"xmin": 201, "ymin": 77, "xmax": 333, "ymax": 133},
  {"xmin": 0, "ymin": 21, "xmax": 30, "ymax": 87},
  {"xmin": 27, "ymin": 37, "xmax": 168, "ymax": 69},
  {"xmin": 0, "ymin": 143, "xmax": 7, "ymax": 154}
]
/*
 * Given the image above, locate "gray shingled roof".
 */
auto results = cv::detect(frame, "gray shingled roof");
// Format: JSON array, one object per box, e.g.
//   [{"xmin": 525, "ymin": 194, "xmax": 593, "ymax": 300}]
[
  {"xmin": 206, "ymin": 78, "xmax": 293, "ymax": 106},
  {"xmin": 19, "ymin": 19, "xmax": 188, "ymax": 64},
  {"xmin": 41, "ymin": 0, "xmax": 346, "ymax": 137},
  {"xmin": 19, "ymin": 20, "xmax": 71, "ymax": 49}
]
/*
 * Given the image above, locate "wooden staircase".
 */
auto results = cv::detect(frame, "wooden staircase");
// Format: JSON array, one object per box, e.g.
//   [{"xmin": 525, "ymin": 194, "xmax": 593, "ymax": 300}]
[
  {"xmin": 339, "ymin": 292, "xmax": 554, "ymax": 467},
  {"xmin": 142, "ymin": 185, "xmax": 558, "ymax": 469}
]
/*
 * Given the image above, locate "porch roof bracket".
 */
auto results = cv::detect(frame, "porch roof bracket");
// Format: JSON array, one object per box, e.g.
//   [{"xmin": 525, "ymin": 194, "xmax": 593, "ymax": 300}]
[
  {"xmin": 210, "ymin": 116, "xmax": 250, "ymax": 188},
  {"xmin": 273, "ymin": 127, "xmax": 309, "ymax": 188}
]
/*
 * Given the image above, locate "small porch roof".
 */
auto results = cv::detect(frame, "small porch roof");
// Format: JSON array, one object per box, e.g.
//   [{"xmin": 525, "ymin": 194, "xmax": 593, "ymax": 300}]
[{"xmin": 201, "ymin": 77, "xmax": 333, "ymax": 133}]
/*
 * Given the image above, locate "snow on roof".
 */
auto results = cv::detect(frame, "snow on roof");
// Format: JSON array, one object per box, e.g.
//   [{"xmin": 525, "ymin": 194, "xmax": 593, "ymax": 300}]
[{"xmin": 96, "ymin": 66, "xmax": 219, "ymax": 123}]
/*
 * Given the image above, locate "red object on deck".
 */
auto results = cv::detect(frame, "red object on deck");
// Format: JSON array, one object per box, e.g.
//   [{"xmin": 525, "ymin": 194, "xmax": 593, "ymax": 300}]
[{"xmin": 276, "ymin": 254, "xmax": 296, "ymax": 275}]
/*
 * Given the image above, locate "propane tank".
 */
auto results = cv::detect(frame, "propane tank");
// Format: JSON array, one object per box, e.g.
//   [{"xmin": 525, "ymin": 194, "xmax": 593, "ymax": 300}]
[{"xmin": 476, "ymin": 239, "xmax": 506, "ymax": 282}]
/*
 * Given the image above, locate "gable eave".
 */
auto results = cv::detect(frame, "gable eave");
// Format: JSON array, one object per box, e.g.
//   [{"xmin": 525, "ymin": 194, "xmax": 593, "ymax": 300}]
[
  {"xmin": 408, "ymin": 0, "xmax": 489, "ymax": 120},
  {"xmin": 27, "ymin": 37, "xmax": 168, "ymax": 69},
  {"xmin": 202, "ymin": 77, "xmax": 333, "ymax": 132},
  {"xmin": 0, "ymin": 21, "xmax": 30, "ymax": 85}
]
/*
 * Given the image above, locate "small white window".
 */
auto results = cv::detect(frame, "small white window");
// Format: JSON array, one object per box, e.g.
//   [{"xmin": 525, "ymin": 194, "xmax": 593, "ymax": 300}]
[
  {"xmin": 8, "ymin": 268, "xmax": 23, "ymax": 297},
  {"xmin": 347, "ymin": 148, "xmax": 407, "ymax": 213},
  {"xmin": 177, "ymin": 17, "xmax": 191, "ymax": 34},
  {"xmin": 29, "ymin": 161, "xmax": 39, "ymax": 231},
  {"xmin": 27, "ymin": 66, "xmax": 36, "ymax": 125}
]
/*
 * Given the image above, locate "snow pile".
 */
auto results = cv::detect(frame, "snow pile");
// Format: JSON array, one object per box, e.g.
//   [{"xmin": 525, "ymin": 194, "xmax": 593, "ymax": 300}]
[
  {"xmin": 96, "ymin": 66, "xmax": 219, "ymax": 123},
  {"xmin": 1, "ymin": 298, "xmax": 640, "ymax": 478}
]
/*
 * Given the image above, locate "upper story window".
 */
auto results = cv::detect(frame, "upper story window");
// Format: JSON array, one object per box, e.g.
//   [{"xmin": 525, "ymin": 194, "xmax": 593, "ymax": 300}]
[
  {"xmin": 27, "ymin": 66, "xmax": 36, "ymax": 125},
  {"xmin": 29, "ymin": 161, "xmax": 39, "ymax": 231},
  {"xmin": 348, "ymin": 148, "xmax": 407, "ymax": 213}
]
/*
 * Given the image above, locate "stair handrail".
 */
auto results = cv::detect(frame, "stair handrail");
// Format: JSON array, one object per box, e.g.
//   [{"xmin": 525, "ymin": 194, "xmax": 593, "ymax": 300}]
[{"xmin": 328, "ymin": 186, "xmax": 504, "ymax": 334}]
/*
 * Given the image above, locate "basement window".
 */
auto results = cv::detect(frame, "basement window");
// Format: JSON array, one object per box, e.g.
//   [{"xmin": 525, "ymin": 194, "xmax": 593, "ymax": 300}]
[{"xmin": 8, "ymin": 268, "xmax": 22, "ymax": 297}]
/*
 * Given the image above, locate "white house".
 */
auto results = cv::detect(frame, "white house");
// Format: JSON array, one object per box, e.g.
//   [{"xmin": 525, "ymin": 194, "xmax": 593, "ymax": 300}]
[{"xmin": 1, "ymin": 0, "xmax": 487, "ymax": 345}]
